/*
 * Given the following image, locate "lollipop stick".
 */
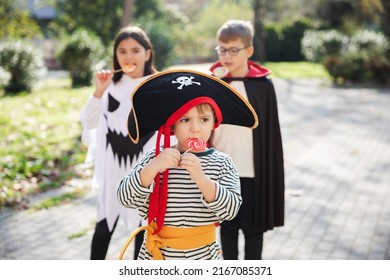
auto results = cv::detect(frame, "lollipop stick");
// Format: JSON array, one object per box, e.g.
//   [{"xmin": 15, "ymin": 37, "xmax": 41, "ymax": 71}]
[{"xmin": 181, "ymin": 148, "xmax": 191, "ymax": 156}]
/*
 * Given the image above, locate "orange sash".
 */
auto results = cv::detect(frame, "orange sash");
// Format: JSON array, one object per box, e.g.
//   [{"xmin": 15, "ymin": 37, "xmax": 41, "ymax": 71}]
[{"xmin": 118, "ymin": 222, "xmax": 216, "ymax": 260}]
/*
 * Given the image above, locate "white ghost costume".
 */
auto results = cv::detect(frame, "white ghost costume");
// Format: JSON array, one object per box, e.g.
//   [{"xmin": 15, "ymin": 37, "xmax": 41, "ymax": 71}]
[{"xmin": 80, "ymin": 74, "xmax": 158, "ymax": 232}]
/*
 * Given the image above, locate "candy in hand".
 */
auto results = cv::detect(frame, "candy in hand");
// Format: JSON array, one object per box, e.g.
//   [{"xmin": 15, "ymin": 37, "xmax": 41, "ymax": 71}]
[{"xmin": 185, "ymin": 138, "xmax": 207, "ymax": 152}]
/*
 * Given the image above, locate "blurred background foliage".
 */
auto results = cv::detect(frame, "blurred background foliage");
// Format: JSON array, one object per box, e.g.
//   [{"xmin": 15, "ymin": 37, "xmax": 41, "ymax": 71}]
[{"xmin": 1, "ymin": 0, "xmax": 389, "ymax": 89}]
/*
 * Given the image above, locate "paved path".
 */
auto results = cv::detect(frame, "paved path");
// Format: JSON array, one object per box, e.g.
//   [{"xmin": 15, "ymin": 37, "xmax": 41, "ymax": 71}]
[{"xmin": 1, "ymin": 76, "xmax": 389, "ymax": 260}]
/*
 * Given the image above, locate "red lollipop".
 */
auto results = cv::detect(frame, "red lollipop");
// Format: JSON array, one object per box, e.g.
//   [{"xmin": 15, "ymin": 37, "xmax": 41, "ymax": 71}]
[{"xmin": 185, "ymin": 138, "xmax": 207, "ymax": 152}]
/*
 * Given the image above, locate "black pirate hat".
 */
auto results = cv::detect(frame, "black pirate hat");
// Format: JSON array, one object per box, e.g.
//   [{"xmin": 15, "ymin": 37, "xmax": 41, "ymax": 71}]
[
  {"xmin": 128, "ymin": 69, "xmax": 258, "ymax": 144},
  {"xmin": 127, "ymin": 69, "xmax": 259, "ymax": 232}
]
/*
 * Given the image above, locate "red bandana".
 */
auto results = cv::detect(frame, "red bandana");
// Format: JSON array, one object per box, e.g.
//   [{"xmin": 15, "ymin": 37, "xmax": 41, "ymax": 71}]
[{"xmin": 147, "ymin": 97, "xmax": 222, "ymax": 233}]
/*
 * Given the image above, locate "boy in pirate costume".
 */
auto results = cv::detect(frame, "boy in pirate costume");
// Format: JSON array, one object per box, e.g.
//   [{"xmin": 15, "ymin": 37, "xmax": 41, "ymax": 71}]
[{"xmin": 117, "ymin": 69, "xmax": 258, "ymax": 260}]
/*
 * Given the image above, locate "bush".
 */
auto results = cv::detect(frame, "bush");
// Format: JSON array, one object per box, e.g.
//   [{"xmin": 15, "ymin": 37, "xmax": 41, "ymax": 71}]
[
  {"xmin": 366, "ymin": 55, "xmax": 390, "ymax": 85},
  {"xmin": 136, "ymin": 16, "xmax": 177, "ymax": 69},
  {"xmin": 303, "ymin": 29, "xmax": 390, "ymax": 85},
  {"xmin": 265, "ymin": 17, "xmax": 317, "ymax": 62},
  {"xmin": 349, "ymin": 30, "xmax": 390, "ymax": 85},
  {"xmin": 348, "ymin": 30, "xmax": 389, "ymax": 55},
  {"xmin": 301, "ymin": 30, "xmax": 348, "ymax": 62},
  {"xmin": 264, "ymin": 27, "xmax": 282, "ymax": 62},
  {"xmin": 0, "ymin": 67, "xmax": 11, "ymax": 92},
  {"xmin": 0, "ymin": 39, "xmax": 46, "ymax": 94},
  {"xmin": 58, "ymin": 29, "xmax": 105, "ymax": 87},
  {"xmin": 324, "ymin": 52, "xmax": 368, "ymax": 83}
]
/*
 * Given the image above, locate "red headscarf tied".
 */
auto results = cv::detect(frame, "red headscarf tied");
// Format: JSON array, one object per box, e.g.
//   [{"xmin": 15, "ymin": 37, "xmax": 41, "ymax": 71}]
[{"xmin": 148, "ymin": 97, "xmax": 222, "ymax": 233}]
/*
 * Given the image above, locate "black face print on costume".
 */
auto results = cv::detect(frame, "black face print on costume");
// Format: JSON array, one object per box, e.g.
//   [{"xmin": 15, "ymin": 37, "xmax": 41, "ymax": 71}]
[
  {"xmin": 105, "ymin": 93, "xmax": 153, "ymax": 167},
  {"xmin": 108, "ymin": 92, "xmax": 120, "ymax": 112}
]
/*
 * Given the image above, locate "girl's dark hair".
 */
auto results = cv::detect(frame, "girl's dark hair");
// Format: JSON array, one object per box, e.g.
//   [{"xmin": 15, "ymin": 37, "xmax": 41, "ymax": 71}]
[{"xmin": 112, "ymin": 25, "xmax": 157, "ymax": 83}]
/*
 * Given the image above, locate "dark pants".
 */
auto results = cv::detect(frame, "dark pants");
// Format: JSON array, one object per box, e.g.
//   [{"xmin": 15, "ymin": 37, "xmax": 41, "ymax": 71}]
[
  {"xmin": 90, "ymin": 217, "xmax": 144, "ymax": 260},
  {"xmin": 220, "ymin": 178, "xmax": 263, "ymax": 260}
]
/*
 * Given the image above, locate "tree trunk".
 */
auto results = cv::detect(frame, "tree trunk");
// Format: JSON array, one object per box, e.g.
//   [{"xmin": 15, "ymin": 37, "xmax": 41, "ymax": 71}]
[
  {"xmin": 121, "ymin": 0, "xmax": 134, "ymax": 27},
  {"xmin": 253, "ymin": 0, "xmax": 267, "ymax": 62},
  {"xmin": 379, "ymin": 0, "xmax": 390, "ymax": 59},
  {"xmin": 380, "ymin": 0, "xmax": 390, "ymax": 40}
]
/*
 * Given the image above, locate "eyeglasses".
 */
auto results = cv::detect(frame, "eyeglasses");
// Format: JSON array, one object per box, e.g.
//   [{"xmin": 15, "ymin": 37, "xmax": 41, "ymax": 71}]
[{"xmin": 215, "ymin": 45, "xmax": 251, "ymax": 56}]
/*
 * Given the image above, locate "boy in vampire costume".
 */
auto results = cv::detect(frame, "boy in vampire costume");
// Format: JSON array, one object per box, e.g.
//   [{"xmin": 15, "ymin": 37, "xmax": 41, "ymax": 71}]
[{"xmin": 209, "ymin": 19, "xmax": 285, "ymax": 260}]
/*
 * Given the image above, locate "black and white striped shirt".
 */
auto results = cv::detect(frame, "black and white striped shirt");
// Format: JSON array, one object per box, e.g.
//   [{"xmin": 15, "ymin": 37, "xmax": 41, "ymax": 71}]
[{"xmin": 117, "ymin": 147, "xmax": 242, "ymax": 260}]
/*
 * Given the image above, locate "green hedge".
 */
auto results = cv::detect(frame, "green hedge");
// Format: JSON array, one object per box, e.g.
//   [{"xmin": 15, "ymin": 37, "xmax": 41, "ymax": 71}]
[
  {"xmin": 0, "ymin": 39, "xmax": 46, "ymax": 94},
  {"xmin": 265, "ymin": 17, "xmax": 317, "ymax": 62},
  {"xmin": 58, "ymin": 29, "xmax": 105, "ymax": 87}
]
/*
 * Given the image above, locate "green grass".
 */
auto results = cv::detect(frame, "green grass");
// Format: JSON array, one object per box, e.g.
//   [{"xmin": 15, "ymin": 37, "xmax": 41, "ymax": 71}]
[
  {"xmin": 0, "ymin": 76, "xmax": 91, "ymax": 209},
  {"xmin": 67, "ymin": 226, "xmax": 93, "ymax": 240},
  {"xmin": 28, "ymin": 187, "xmax": 88, "ymax": 212},
  {"xmin": 263, "ymin": 61, "xmax": 331, "ymax": 79}
]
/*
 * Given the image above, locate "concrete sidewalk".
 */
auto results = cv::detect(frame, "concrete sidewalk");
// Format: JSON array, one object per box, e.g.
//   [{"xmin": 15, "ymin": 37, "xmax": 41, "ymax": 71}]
[{"xmin": 0, "ymin": 77, "xmax": 389, "ymax": 260}]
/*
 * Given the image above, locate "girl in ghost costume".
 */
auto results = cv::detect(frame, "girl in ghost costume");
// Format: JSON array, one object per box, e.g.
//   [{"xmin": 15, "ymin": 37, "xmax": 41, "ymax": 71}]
[{"xmin": 80, "ymin": 25, "xmax": 159, "ymax": 259}]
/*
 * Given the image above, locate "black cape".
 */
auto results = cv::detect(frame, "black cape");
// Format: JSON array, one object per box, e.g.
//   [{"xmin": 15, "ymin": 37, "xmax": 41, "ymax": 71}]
[{"xmin": 223, "ymin": 76, "xmax": 285, "ymax": 233}]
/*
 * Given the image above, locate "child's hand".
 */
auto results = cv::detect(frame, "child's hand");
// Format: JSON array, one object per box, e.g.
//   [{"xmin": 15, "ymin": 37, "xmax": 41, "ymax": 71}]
[
  {"xmin": 179, "ymin": 153, "xmax": 204, "ymax": 182},
  {"xmin": 93, "ymin": 70, "xmax": 113, "ymax": 98},
  {"xmin": 151, "ymin": 148, "xmax": 181, "ymax": 173},
  {"xmin": 180, "ymin": 153, "xmax": 216, "ymax": 202},
  {"xmin": 139, "ymin": 148, "xmax": 180, "ymax": 188}
]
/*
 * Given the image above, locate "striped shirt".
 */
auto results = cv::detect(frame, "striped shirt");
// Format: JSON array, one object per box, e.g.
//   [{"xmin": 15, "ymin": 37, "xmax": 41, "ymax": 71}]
[{"xmin": 117, "ymin": 147, "xmax": 242, "ymax": 260}]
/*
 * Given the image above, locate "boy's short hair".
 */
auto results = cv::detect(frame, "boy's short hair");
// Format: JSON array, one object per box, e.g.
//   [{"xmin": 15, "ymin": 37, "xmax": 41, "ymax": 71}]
[
  {"xmin": 197, "ymin": 103, "xmax": 216, "ymax": 121},
  {"xmin": 217, "ymin": 20, "xmax": 254, "ymax": 46},
  {"xmin": 171, "ymin": 103, "xmax": 215, "ymax": 132}
]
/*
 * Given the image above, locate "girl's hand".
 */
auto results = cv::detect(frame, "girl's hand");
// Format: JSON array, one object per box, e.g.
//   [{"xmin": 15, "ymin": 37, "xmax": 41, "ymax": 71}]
[{"xmin": 93, "ymin": 70, "xmax": 113, "ymax": 98}]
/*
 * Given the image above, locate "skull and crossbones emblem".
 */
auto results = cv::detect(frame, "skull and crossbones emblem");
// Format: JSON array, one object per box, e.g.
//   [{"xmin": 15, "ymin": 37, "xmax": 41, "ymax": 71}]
[{"xmin": 172, "ymin": 76, "xmax": 201, "ymax": 90}]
